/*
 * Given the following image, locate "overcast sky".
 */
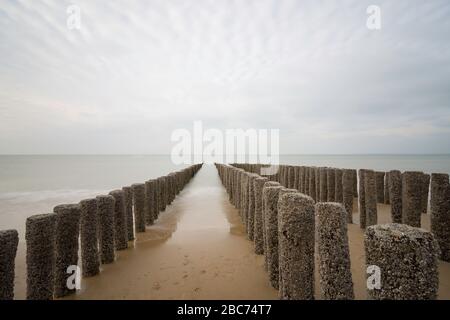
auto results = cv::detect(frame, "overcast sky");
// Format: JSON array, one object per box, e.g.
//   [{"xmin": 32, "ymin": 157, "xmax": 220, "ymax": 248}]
[{"xmin": 1, "ymin": 0, "xmax": 449, "ymax": 154}]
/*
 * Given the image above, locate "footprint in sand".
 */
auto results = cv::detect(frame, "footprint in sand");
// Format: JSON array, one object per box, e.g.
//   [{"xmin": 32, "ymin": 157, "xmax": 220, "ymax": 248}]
[
  {"xmin": 182, "ymin": 274, "xmax": 188, "ymax": 279},
  {"xmin": 152, "ymin": 282, "xmax": 161, "ymax": 290}
]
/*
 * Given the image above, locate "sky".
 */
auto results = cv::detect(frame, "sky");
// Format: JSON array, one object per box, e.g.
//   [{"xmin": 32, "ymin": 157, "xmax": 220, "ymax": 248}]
[{"xmin": 0, "ymin": 0, "xmax": 450, "ymax": 155}]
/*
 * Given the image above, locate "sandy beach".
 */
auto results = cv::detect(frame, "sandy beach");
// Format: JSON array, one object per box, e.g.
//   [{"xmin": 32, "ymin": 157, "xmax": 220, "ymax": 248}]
[
  {"xmin": 2, "ymin": 0, "xmax": 450, "ymax": 305},
  {"xmin": 10, "ymin": 165, "xmax": 450, "ymax": 300}
]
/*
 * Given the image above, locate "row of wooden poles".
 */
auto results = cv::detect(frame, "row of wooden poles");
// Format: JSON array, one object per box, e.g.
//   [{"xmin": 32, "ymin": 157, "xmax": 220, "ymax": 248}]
[
  {"xmin": 0, "ymin": 164, "xmax": 202, "ymax": 300},
  {"xmin": 215, "ymin": 163, "xmax": 449, "ymax": 300}
]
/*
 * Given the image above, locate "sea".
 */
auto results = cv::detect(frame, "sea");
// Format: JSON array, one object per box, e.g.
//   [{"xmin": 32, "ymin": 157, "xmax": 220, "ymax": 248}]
[{"xmin": 1, "ymin": 154, "xmax": 449, "ymax": 240}]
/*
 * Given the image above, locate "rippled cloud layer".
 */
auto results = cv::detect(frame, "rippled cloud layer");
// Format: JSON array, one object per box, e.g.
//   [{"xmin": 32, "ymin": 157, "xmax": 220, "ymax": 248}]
[{"xmin": 1, "ymin": 0, "xmax": 449, "ymax": 154}]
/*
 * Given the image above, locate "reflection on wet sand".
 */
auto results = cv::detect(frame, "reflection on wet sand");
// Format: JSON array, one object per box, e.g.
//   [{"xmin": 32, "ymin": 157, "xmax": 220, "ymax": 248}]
[
  {"xmin": 60, "ymin": 165, "xmax": 278, "ymax": 300},
  {"xmin": 11, "ymin": 165, "xmax": 450, "ymax": 300}
]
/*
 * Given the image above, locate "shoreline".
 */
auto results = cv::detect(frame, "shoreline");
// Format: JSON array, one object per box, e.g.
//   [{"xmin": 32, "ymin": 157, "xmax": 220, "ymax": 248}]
[{"xmin": 10, "ymin": 166, "xmax": 450, "ymax": 300}]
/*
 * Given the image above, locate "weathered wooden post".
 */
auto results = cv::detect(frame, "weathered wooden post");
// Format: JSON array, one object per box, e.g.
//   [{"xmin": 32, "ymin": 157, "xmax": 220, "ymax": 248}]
[
  {"xmin": 283, "ymin": 166, "xmax": 289, "ymax": 187},
  {"xmin": 365, "ymin": 223, "xmax": 439, "ymax": 300},
  {"xmin": 53, "ymin": 204, "xmax": 81, "ymax": 298},
  {"xmin": 152, "ymin": 178, "xmax": 161, "ymax": 220},
  {"xmin": 294, "ymin": 166, "xmax": 300, "ymax": 190},
  {"xmin": 225, "ymin": 167, "xmax": 231, "ymax": 200},
  {"xmin": 262, "ymin": 181, "xmax": 281, "ymax": 269},
  {"xmin": 358, "ymin": 169, "xmax": 369, "ymax": 228},
  {"xmin": 131, "ymin": 183, "xmax": 146, "ymax": 232},
  {"xmin": 319, "ymin": 167, "xmax": 328, "ymax": 202},
  {"xmin": 276, "ymin": 165, "xmax": 282, "ymax": 186},
  {"xmin": 316, "ymin": 203, "xmax": 354, "ymax": 300},
  {"xmin": 122, "ymin": 186, "xmax": 135, "ymax": 241},
  {"xmin": 342, "ymin": 169, "xmax": 354, "ymax": 223},
  {"xmin": 287, "ymin": 166, "xmax": 295, "ymax": 189},
  {"xmin": 247, "ymin": 173, "xmax": 258, "ymax": 241},
  {"xmin": 274, "ymin": 165, "xmax": 281, "ymax": 183},
  {"xmin": 315, "ymin": 167, "xmax": 320, "ymax": 202},
  {"xmin": 236, "ymin": 170, "xmax": 242, "ymax": 211},
  {"xmin": 375, "ymin": 171, "xmax": 385, "ymax": 203},
  {"xmin": 299, "ymin": 167, "xmax": 305, "ymax": 193},
  {"xmin": 235, "ymin": 169, "xmax": 240, "ymax": 208},
  {"xmin": 97, "ymin": 195, "xmax": 116, "ymax": 264},
  {"xmin": 327, "ymin": 168, "xmax": 335, "ymax": 202},
  {"xmin": 163, "ymin": 175, "xmax": 170, "ymax": 210},
  {"xmin": 364, "ymin": 170, "xmax": 378, "ymax": 227},
  {"xmin": 402, "ymin": 171, "xmax": 424, "ymax": 227},
  {"xmin": 230, "ymin": 169, "xmax": 235, "ymax": 206},
  {"xmin": 109, "ymin": 190, "xmax": 128, "ymax": 250},
  {"xmin": 144, "ymin": 180, "xmax": 155, "ymax": 225},
  {"xmin": 238, "ymin": 170, "xmax": 245, "ymax": 210},
  {"xmin": 352, "ymin": 170, "xmax": 358, "ymax": 198},
  {"xmin": 157, "ymin": 177, "xmax": 166, "ymax": 213},
  {"xmin": 430, "ymin": 173, "xmax": 450, "ymax": 262},
  {"xmin": 304, "ymin": 167, "xmax": 310, "ymax": 195},
  {"xmin": 153, "ymin": 178, "xmax": 160, "ymax": 220},
  {"xmin": 0, "ymin": 229, "xmax": 19, "ymax": 300},
  {"xmin": 242, "ymin": 171, "xmax": 250, "ymax": 218},
  {"xmin": 173, "ymin": 171, "xmax": 180, "ymax": 196},
  {"xmin": 254, "ymin": 177, "xmax": 269, "ymax": 254},
  {"xmin": 241, "ymin": 172, "xmax": 249, "ymax": 232},
  {"xmin": 388, "ymin": 170, "xmax": 402, "ymax": 223},
  {"xmin": 334, "ymin": 168, "xmax": 343, "ymax": 203},
  {"xmin": 79, "ymin": 198, "xmax": 100, "ymax": 277},
  {"xmin": 263, "ymin": 185, "xmax": 283, "ymax": 289},
  {"xmin": 278, "ymin": 193, "xmax": 315, "ymax": 300},
  {"xmin": 421, "ymin": 173, "xmax": 430, "ymax": 213},
  {"xmin": 236, "ymin": 170, "xmax": 242, "ymax": 217},
  {"xmin": 166, "ymin": 174, "xmax": 172, "ymax": 207},
  {"xmin": 309, "ymin": 167, "xmax": 316, "ymax": 201},
  {"xmin": 384, "ymin": 172, "xmax": 390, "ymax": 204},
  {"xmin": 26, "ymin": 213, "xmax": 57, "ymax": 300},
  {"xmin": 169, "ymin": 173, "xmax": 176, "ymax": 204}
]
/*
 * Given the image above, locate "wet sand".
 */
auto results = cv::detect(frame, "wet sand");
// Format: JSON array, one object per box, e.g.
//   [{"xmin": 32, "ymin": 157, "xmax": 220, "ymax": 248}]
[{"xmin": 12, "ymin": 165, "xmax": 450, "ymax": 300}]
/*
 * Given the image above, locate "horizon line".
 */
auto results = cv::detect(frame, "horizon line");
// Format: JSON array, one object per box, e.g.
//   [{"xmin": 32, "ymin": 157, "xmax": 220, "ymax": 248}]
[{"xmin": 1, "ymin": 153, "xmax": 450, "ymax": 156}]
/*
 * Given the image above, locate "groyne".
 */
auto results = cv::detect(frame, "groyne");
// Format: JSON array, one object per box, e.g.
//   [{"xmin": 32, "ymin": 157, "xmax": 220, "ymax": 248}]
[
  {"xmin": 216, "ymin": 163, "xmax": 447, "ymax": 300},
  {"xmin": 0, "ymin": 164, "xmax": 202, "ymax": 300}
]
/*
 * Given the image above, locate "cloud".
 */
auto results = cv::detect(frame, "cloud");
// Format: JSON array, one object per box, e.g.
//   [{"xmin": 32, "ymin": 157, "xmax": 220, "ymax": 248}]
[{"xmin": 0, "ymin": 0, "xmax": 449, "ymax": 154}]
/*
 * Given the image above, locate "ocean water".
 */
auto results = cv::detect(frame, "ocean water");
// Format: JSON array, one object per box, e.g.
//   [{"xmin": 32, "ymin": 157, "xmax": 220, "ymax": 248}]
[
  {"xmin": 0, "ymin": 154, "xmax": 449, "ymax": 239},
  {"xmin": 0, "ymin": 155, "xmax": 185, "ymax": 239},
  {"xmin": 279, "ymin": 154, "xmax": 450, "ymax": 173}
]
